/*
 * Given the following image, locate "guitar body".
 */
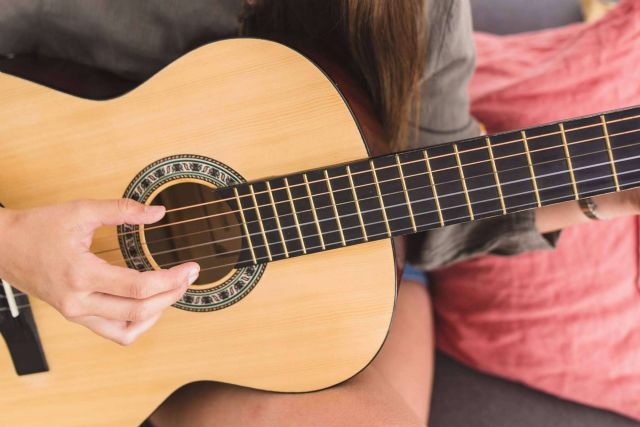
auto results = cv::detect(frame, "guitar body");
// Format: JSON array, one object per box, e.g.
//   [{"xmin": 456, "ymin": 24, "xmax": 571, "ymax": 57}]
[{"xmin": 0, "ymin": 39, "xmax": 396, "ymax": 426}]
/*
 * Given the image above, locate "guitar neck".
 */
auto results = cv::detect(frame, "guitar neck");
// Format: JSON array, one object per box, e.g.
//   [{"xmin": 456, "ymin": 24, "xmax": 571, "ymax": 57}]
[{"xmin": 227, "ymin": 105, "xmax": 640, "ymax": 267}]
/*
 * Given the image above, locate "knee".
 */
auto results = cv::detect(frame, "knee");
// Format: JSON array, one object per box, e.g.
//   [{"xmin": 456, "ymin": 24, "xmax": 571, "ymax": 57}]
[{"xmin": 251, "ymin": 376, "xmax": 423, "ymax": 426}]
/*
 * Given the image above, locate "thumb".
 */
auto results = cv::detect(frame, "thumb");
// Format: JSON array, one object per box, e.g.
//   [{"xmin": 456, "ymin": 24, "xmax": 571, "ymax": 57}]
[{"xmin": 84, "ymin": 199, "xmax": 166, "ymax": 227}]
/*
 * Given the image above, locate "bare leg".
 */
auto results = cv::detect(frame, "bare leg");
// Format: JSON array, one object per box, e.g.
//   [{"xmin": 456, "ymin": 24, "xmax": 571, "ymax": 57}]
[
  {"xmin": 373, "ymin": 279, "xmax": 434, "ymax": 421},
  {"xmin": 150, "ymin": 279, "xmax": 433, "ymax": 427}
]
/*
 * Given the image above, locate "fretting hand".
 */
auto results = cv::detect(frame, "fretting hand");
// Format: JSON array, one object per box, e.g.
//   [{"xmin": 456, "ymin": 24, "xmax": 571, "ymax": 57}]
[{"xmin": 0, "ymin": 199, "xmax": 200, "ymax": 345}]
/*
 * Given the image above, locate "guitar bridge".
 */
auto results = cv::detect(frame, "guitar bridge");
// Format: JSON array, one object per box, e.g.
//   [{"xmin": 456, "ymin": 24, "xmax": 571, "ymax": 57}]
[{"xmin": 0, "ymin": 280, "xmax": 49, "ymax": 376}]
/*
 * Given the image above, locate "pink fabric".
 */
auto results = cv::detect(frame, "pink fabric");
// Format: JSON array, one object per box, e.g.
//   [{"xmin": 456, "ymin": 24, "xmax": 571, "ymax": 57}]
[{"xmin": 432, "ymin": 1, "xmax": 640, "ymax": 420}]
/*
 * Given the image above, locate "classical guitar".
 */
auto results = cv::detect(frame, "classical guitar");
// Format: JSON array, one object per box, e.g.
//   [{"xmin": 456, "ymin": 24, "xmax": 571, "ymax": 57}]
[{"xmin": 1, "ymin": 39, "xmax": 639, "ymax": 426}]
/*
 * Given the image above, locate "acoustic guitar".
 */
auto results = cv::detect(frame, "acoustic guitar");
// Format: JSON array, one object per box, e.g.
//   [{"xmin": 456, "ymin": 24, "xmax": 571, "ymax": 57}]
[{"xmin": 0, "ymin": 39, "xmax": 638, "ymax": 426}]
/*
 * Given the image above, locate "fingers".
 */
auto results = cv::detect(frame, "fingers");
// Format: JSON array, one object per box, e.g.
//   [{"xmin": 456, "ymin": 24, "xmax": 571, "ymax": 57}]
[
  {"xmin": 59, "ymin": 260, "xmax": 199, "ymax": 324},
  {"xmin": 75, "ymin": 313, "xmax": 162, "ymax": 346},
  {"xmin": 93, "ymin": 262, "xmax": 200, "ymax": 299},
  {"xmin": 83, "ymin": 280, "xmax": 190, "ymax": 322},
  {"xmin": 81, "ymin": 198, "xmax": 166, "ymax": 227}
]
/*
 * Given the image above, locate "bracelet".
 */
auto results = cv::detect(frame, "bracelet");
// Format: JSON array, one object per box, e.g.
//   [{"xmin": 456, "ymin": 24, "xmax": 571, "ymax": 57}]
[{"xmin": 578, "ymin": 197, "xmax": 602, "ymax": 220}]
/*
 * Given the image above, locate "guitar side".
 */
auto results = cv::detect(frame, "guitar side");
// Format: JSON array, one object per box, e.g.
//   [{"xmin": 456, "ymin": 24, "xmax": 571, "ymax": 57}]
[{"xmin": 0, "ymin": 39, "xmax": 396, "ymax": 427}]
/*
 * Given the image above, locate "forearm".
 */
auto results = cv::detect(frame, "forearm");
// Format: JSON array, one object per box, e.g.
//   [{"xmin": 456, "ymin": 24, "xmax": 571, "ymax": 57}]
[{"xmin": 535, "ymin": 200, "xmax": 589, "ymax": 234}]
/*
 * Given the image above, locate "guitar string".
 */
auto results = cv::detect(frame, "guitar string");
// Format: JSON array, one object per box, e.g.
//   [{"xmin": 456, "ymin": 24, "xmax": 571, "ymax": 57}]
[
  {"xmin": 97, "ymin": 132, "xmax": 640, "ymax": 260},
  {"xmin": 126, "ymin": 164, "xmax": 636, "ymax": 269},
  {"xmin": 99, "ymin": 123, "xmax": 640, "ymax": 243},
  {"xmin": 102, "ymin": 146, "xmax": 628, "ymax": 264},
  {"xmin": 0, "ymin": 170, "xmax": 627, "ymax": 297},
  {"xmin": 1, "ymin": 168, "xmax": 621, "ymax": 305},
  {"xmin": 133, "ymin": 177, "xmax": 632, "ymax": 275},
  {"xmin": 103, "ymin": 137, "xmax": 640, "ymax": 263},
  {"xmin": 108, "ymin": 152, "xmax": 640, "ymax": 269},
  {"xmin": 0, "ymin": 292, "xmax": 27, "ymax": 300},
  {"xmin": 157, "ymin": 112, "xmax": 640, "ymax": 216}
]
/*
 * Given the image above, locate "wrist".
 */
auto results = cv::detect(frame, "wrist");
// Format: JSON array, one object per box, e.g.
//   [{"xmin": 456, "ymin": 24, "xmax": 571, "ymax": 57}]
[
  {"xmin": 592, "ymin": 191, "xmax": 637, "ymax": 220},
  {"xmin": 0, "ymin": 207, "xmax": 18, "ymax": 278}
]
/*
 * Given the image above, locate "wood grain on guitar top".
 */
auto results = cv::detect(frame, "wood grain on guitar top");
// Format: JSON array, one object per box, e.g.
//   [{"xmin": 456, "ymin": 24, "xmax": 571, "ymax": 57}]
[{"xmin": 0, "ymin": 39, "xmax": 396, "ymax": 427}]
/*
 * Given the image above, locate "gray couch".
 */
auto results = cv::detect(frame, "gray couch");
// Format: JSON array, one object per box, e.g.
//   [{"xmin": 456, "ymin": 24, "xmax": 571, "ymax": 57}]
[{"xmin": 472, "ymin": 0, "xmax": 583, "ymax": 34}]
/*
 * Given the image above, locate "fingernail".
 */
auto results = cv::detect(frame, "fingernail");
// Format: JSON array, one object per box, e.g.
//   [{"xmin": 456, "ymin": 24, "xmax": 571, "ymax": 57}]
[
  {"xmin": 145, "ymin": 205, "xmax": 165, "ymax": 215},
  {"xmin": 187, "ymin": 266, "xmax": 200, "ymax": 285}
]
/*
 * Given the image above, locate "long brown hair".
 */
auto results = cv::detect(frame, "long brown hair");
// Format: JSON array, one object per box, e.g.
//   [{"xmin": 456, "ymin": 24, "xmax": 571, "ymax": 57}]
[{"xmin": 241, "ymin": 0, "xmax": 426, "ymax": 151}]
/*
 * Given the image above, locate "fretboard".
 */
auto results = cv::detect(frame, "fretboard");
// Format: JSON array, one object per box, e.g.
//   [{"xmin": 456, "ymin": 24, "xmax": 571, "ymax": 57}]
[{"xmin": 223, "ymin": 105, "xmax": 640, "ymax": 267}]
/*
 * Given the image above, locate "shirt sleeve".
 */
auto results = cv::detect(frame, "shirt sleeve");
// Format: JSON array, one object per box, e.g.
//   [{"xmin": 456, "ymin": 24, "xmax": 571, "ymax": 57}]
[{"xmin": 405, "ymin": 0, "xmax": 559, "ymax": 271}]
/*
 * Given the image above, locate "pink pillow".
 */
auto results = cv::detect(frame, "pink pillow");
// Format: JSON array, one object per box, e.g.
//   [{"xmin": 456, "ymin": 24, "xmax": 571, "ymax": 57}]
[
  {"xmin": 432, "ymin": 0, "xmax": 640, "ymax": 419},
  {"xmin": 471, "ymin": 0, "xmax": 640, "ymax": 130},
  {"xmin": 432, "ymin": 218, "xmax": 640, "ymax": 419}
]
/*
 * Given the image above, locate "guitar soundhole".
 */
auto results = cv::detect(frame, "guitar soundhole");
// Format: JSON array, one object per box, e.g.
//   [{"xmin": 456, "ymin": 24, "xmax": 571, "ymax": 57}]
[{"xmin": 144, "ymin": 181, "xmax": 242, "ymax": 285}]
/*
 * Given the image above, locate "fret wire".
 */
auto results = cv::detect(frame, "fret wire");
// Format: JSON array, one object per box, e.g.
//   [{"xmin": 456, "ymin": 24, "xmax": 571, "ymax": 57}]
[
  {"xmin": 521, "ymin": 130, "xmax": 542, "ymax": 207},
  {"xmin": 396, "ymin": 155, "xmax": 417, "ymax": 232},
  {"xmin": 423, "ymin": 150, "xmax": 445, "ymax": 227},
  {"xmin": 125, "ymin": 156, "xmax": 640, "ymax": 272},
  {"xmin": 347, "ymin": 166, "xmax": 368, "ymax": 242},
  {"xmin": 453, "ymin": 144, "xmax": 475, "ymax": 220},
  {"xmin": 290, "ymin": 129, "xmax": 635, "ymax": 221},
  {"xmin": 255, "ymin": 154, "xmax": 640, "ymax": 250},
  {"xmin": 192, "ymin": 173, "xmax": 637, "ymax": 275},
  {"xmin": 486, "ymin": 137, "xmax": 507, "ymax": 215},
  {"xmin": 559, "ymin": 123, "xmax": 580, "ymax": 199},
  {"xmin": 266, "ymin": 182, "xmax": 289, "ymax": 258},
  {"xmin": 249, "ymin": 184, "xmax": 272, "ymax": 262},
  {"xmin": 254, "ymin": 164, "xmax": 640, "ymax": 251},
  {"xmin": 324, "ymin": 170, "xmax": 347, "ymax": 246},
  {"xmin": 370, "ymin": 160, "xmax": 392, "ymax": 237},
  {"xmin": 233, "ymin": 187, "xmax": 257, "ymax": 264},
  {"xmin": 284, "ymin": 177, "xmax": 306, "ymax": 254},
  {"xmin": 304, "ymin": 174, "xmax": 326, "ymax": 250},
  {"xmin": 601, "ymin": 115, "xmax": 621, "ymax": 192}
]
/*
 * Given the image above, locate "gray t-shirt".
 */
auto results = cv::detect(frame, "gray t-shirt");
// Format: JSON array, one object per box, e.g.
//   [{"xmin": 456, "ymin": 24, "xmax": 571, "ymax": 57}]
[{"xmin": 0, "ymin": 0, "xmax": 555, "ymax": 270}]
